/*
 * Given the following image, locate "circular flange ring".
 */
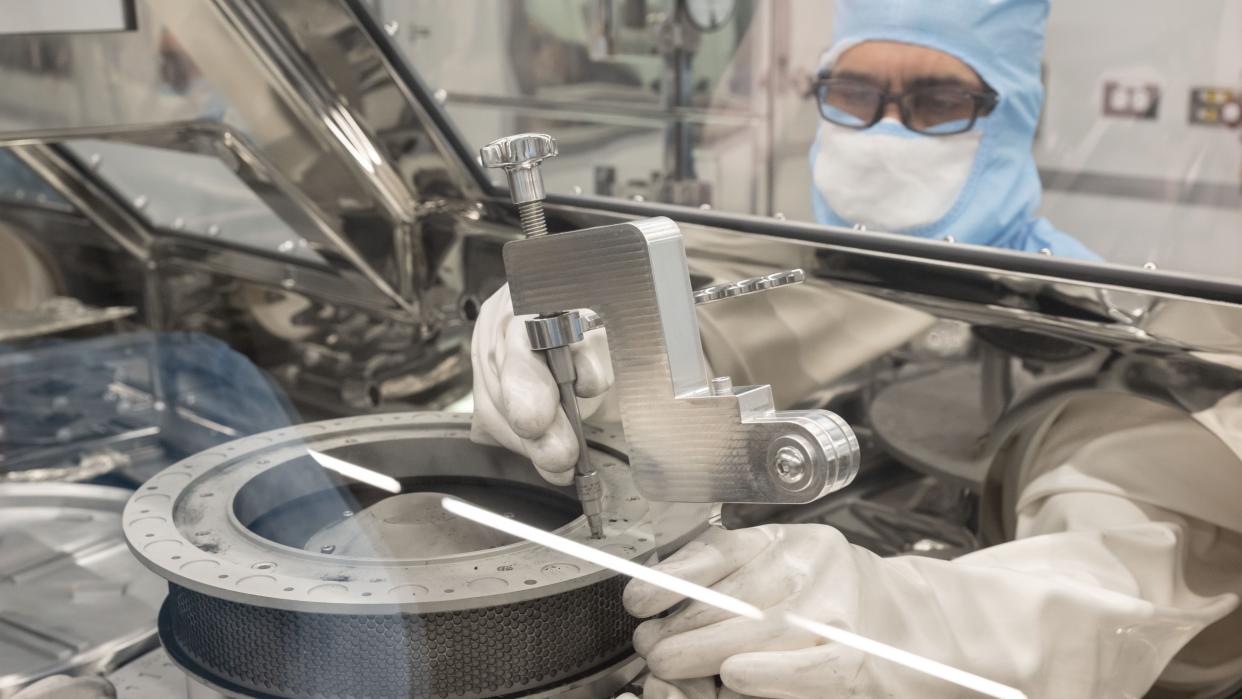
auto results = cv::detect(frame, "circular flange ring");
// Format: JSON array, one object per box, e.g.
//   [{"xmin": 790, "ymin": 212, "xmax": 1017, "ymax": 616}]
[{"xmin": 122, "ymin": 411, "xmax": 703, "ymax": 615}]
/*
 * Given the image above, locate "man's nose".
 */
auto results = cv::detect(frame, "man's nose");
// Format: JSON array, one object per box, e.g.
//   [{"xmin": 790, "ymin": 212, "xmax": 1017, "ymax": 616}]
[{"xmin": 882, "ymin": 100, "xmax": 902, "ymax": 121}]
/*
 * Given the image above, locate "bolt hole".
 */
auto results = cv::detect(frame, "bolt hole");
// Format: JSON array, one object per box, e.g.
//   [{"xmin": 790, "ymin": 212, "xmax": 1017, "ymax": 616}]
[
  {"xmin": 140, "ymin": 509, "xmax": 149, "ymax": 513},
  {"xmin": 460, "ymin": 295, "xmax": 482, "ymax": 321},
  {"xmin": 524, "ymin": 579, "xmax": 537, "ymax": 585},
  {"xmin": 171, "ymin": 556, "xmax": 181, "ymax": 560},
  {"xmin": 283, "ymin": 587, "xmax": 294, "ymax": 592},
  {"xmin": 218, "ymin": 574, "xmax": 229, "ymax": 579},
  {"xmin": 146, "ymin": 486, "xmax": 157, "ymax": 490},
  {"xmin": 145, "ymin": 533, "xmax": 154, "ymax": 537},
  {"xmin": 444, "ymin": 589, "xmax": 454, "ymax": 593},
  {"xmin": 362, "ymin": 592, "xmax": 373, "ymax": 597}
]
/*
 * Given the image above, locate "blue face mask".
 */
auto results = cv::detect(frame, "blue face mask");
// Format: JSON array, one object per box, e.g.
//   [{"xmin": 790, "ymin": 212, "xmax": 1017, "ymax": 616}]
[{"xmin": 811, "ymin": 0, "xmax": 1100, "ymax": 260}]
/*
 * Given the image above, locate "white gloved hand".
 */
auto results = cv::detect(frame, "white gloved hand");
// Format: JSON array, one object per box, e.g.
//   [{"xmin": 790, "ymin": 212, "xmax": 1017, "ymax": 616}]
[
  {"xmin": 616, "ymin": 676, "xmax": 752, "ymax": 699},
  {"xmin": 470, "ymin": 284, "xmax": 614, "ymax": 485},
  {"xmin": 623, "ymin": 523, "xmax": 1235, "ymax": 699},
  {"xmin": 13, "ymin": 676, "xmax": 115, "ymax": 699}
]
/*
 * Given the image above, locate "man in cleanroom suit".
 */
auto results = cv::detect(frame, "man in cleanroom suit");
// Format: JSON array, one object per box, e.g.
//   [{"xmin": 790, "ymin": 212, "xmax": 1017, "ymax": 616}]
[
  {"xmin": 471, "ymin": 2, "xmax": 1242, "ymax": 698},
  {"xmin": 806, "ymin": 0, "xmax": 1098, "ymax": 260}
]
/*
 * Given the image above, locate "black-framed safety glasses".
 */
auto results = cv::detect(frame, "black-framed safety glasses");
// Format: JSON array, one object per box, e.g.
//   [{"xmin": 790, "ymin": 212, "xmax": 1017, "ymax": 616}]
[{"xmin": 815, "ymin": 77, "xmax": 999, "ymax": 136}]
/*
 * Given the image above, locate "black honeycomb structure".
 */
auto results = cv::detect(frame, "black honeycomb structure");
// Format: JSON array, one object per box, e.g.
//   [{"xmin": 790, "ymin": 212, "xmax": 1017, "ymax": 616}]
[{"xmin": 160, "ymin": 578, "xmax": 637, "ymax": 699}]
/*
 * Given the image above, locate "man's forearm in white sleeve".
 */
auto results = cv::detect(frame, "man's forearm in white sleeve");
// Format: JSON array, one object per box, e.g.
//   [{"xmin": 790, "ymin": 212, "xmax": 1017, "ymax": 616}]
[
  {"xmin": 950, "ymin": 397, "xmax": 1242, "ymax": 697},
  {"xmin": 623, "ymin": 408, "xmax": 1241, "ymax": 699}
]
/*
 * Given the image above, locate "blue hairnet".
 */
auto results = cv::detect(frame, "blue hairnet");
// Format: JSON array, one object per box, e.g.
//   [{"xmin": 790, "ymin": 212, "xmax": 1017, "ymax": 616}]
[{"xmin": 810, "ymin": 0, "xmax": 1099, "ymax": 260}]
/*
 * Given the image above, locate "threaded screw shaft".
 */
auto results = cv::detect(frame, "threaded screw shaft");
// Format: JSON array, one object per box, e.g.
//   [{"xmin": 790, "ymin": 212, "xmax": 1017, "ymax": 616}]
[{"xmin": 517, "ymin": 200, "xmax": 548, "ymax": 238}]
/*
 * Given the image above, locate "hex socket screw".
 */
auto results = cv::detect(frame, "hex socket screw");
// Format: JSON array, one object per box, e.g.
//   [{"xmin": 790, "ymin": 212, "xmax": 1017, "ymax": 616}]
[{"xmin": 480, "ymin": 133, "xmax": 558, "ymax": 238}]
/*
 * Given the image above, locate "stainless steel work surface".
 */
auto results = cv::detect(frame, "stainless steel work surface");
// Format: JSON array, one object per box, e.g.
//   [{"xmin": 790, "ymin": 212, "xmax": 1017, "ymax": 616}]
[{"xmin": 0, "ymin": 483, "xmax": 164, "ymax": 698}]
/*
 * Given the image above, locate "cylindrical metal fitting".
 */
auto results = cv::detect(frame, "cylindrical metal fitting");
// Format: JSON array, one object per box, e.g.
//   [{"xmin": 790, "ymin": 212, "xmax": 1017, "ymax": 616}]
[{"xmin": 526, "ymin": 312, "xmax": 585, "ymax": 351}]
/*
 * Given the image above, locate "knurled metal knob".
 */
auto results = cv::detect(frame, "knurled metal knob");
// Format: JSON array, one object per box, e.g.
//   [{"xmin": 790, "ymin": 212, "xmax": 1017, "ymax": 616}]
[{"xmin": 480, "ymin": 133, "xmax": 558, "ymax": 205}]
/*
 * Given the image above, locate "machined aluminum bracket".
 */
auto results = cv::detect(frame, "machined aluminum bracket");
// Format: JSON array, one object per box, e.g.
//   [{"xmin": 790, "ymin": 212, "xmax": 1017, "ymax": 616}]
[{"xmin": 505, "ymin": 217, "xmax": 859, "ymax": 504}]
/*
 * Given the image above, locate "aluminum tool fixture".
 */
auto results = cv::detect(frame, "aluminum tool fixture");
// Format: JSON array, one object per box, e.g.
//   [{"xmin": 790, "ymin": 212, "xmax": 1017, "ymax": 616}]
[
  {"xmin": 496, "ymin": 137, "xmax": 860, "ymax": 505},
  {"xmin": 481, "ymin": 133, "xmax": 605, "ymax": 539}
]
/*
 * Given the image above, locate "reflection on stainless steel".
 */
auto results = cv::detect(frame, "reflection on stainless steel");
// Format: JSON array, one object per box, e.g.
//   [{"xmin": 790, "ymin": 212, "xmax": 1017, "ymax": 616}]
[
  {"xmin": 441, "ymin": 496, "xmax": 1026, "ymax": 699},
  {"xmin": 2, "ymin": 123, "xmax": 416, "ymax": 317},
  {"xmin": 107, "ymin": 648, "xmax": 223, "ymax": 699},
  {"xmin": 0, "ymin": 297, "xmax": 133, "ymax": 343},
  {"xmin": 0, "ymin": 483, "xmax": 165, "ymax": 698},
  {"xmin": 10, "ymin": 144, "xmax": 153, "ymax": 262},
  {"xmin": 123, "ymin": 412, "xmax": 700, "ymax": 699},
  {"xmin": 506, "ymin": 216, "xmax": 859, "ymax": 504},
  {"xmin": 0, "ymin": 0, "xmax": 488, "ymax": 324}
]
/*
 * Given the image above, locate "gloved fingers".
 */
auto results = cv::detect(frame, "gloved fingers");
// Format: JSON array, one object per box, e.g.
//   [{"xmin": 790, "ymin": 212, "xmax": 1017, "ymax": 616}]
[
  {"xmin": 720, "ymin": 645, "xmax": 866, "ymax": 699},
  {"xmin": 634, "ymin": 561, "xmax": 793, "ymax": 654},
  {"xmin": 624, "ymin": 527, "xmax": 774, "ymax": 618},
  {"xmin": 641, "ymin": 676, "xmax": 719, "ymax": 699},
  {"xmin": 469, "ymin": 376, "xmax": 531, "ymax": 457},
  {"xmin": 534, "ymin": 463, "xmax": 576, "ymax": 487},
  {"xmin": 633, "ymin": 618, "xmax": 667, "ymax": 657},
  {"xmin": 471, "ymin": 290, "xmax": 510, "ymax": 413},
  {"xmin": 523, "ymin": 408, "xmax": 579, "ymax": 479},
  {"xmin": 499, "ymin": 315, "xmax": 560, "ymax": 439},
  {"xmin": 571, "ymin": 327, "xmax": 614, "ymax": 400},
  {"xmin": 646, "ymin": 613, "xmax": 818, "ymax": 681}
]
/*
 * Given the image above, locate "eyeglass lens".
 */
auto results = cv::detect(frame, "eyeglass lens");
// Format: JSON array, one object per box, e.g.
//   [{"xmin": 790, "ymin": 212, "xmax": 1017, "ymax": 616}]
[{"xmin": 818, "ymin": 80, "xmax": 986, "ymax": 135}]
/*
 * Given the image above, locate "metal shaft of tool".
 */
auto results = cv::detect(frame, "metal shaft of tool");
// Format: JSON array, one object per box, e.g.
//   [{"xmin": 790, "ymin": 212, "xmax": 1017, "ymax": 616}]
[
  {"xmin": 544, "ymin": 345, "xmax": 604, "ymax": 538},
  {"xmin": 482, "ymin": 133, "xmax": 605, "ymax": 538}
]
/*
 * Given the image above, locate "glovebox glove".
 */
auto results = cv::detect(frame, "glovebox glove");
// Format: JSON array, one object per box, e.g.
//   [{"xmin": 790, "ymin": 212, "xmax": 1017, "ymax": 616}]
[
  {"xmin": 470, "ymin": 284, "xmax": 614, "ymax": 485},
  {"xmin": 12, "ymin": 676, "xmax": 116, "ymax": 699},
  {"xmin": 623, "ymin": 523, "xmax": 1236, "ymax": 699},
  {"xmin": 617, "ymin": 676, "xmax": 752, "ymax": 699}
]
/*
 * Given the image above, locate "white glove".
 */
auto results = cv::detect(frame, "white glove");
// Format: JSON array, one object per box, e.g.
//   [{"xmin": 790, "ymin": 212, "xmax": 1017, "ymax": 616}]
[
  {"xmin": 470, "ymin": 284, "xmax": 614, "ymax": 485},
  {"xmin": 617, "ymin": 676, "xmax": 752, "ymax": 699},
  {"xmin": 12, "ymin": 676, "xmax": 115, "ymax": 699},
  {"xmin": 623, "ymin": 523, "xmax": 1235, "ymax": 699}
]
